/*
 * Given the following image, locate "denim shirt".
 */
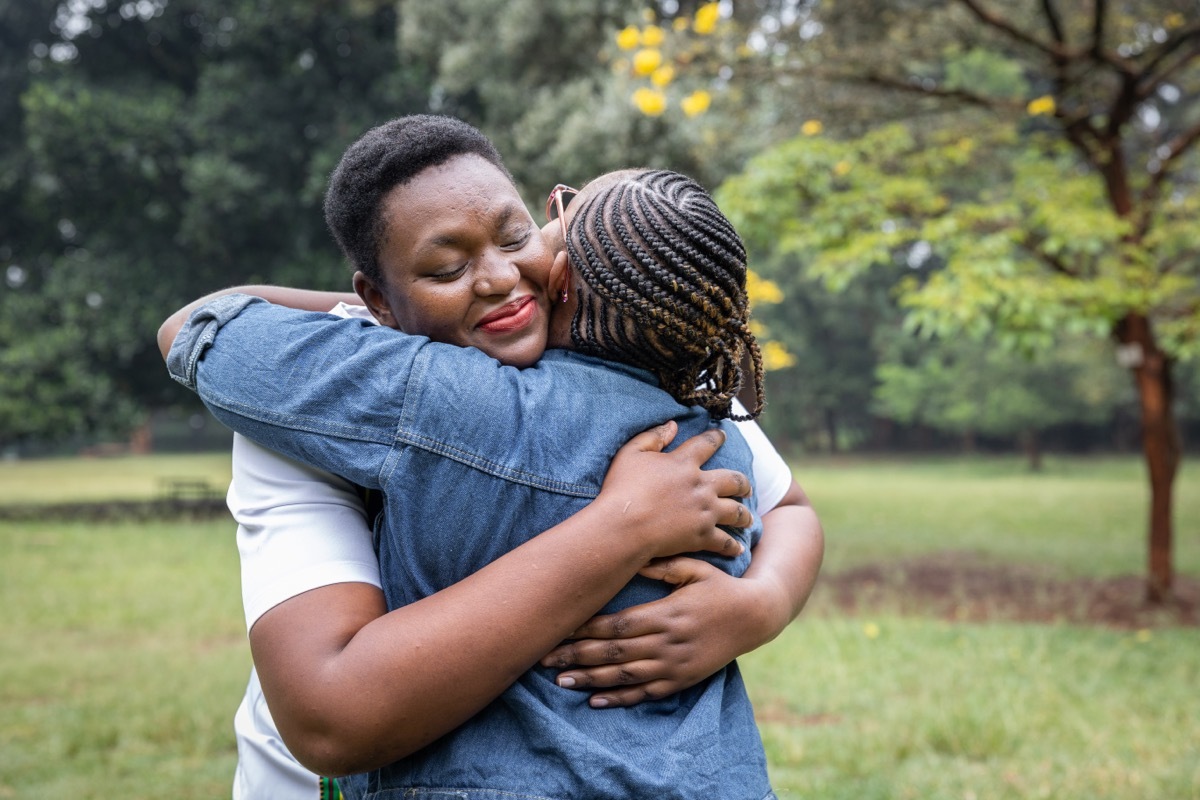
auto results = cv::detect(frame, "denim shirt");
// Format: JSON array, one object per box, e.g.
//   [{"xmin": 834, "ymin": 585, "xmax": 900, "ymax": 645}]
[{"xmin": 169, "ymin": 295, "xmax": 772, "ymax": 800}]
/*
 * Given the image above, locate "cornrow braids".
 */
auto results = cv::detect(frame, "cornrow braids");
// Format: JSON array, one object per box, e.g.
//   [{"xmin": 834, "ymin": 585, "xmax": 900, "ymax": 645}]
[
  {"xmin": 324, "ymin": 115, "xmax": 511, "ymax": 286},
  {"xmin": 566, "ymin": 169, "xmax": 765, "ymax": 421}
]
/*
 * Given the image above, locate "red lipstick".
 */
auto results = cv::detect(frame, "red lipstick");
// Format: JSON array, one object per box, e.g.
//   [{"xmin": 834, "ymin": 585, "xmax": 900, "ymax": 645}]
[{"xmin": 477, "ymin": 295, "xmax": 537, "ymax": 334}]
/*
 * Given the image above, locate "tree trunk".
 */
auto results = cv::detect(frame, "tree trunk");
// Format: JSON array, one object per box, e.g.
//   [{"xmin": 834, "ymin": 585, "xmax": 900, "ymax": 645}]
[
  {"xmin": 824, "ymin": 407, "xmax": 839, "ymax": 454},
  {"xmin": 1115, "ymin": 313, "xmax": 1181, "ymax": 603},
  {"xmin": 1020, "ymin": 429, "xmax": 1042, "ymax": 472}
]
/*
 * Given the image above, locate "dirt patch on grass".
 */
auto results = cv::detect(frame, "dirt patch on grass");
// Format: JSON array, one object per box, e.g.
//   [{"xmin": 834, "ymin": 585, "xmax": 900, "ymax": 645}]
[{"xmin": 821, "ymin": 551, "xmax": 1199, "ymax": 629}]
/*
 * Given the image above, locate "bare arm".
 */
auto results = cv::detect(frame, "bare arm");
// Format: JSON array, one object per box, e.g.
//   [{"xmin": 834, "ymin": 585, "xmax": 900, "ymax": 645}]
[
  {"xmin": 249, "ymin": 424, "xmax": 752, "ymax": 776},
  {"xmin": 156, "ymin": 286, "xmax": 361, "ymax": 359},
  {"xmin": 541, "ymin": 478, "xmax": 824, "ymax": 707}
]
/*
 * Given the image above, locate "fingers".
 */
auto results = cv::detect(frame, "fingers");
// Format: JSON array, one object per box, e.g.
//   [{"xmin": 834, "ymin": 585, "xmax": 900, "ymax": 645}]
[
  {"xmin": 587, "ymin": 681, "xmax": 678, "ymax": 708},
  {"xmin": 706, "ymin": 468, "xmax": 752, "ymax": 499},
  {"xmin": 638, "ymin": 556, "xmax": 720, "ymax": 586},
  {"xmin": 553, "ymin": 660, "xmax": 665, "ymax": 693},
  {"xmin": 708, "ymin": 497, "xmax": 753, "ymax": 530},
  {"xmin": 669, "ymin": 427, "xmax": 725, "ymax": 467},
  {"xmin": 695, "ymin": 527, "xmax": 744, "ymax": 558},
  {"xmin": 618, "ymin": 420, "xmax": 678, "ymax": 455},
  {"xmin": 570, "ymin": 607, "xmax": 660, "ymax": 644}
]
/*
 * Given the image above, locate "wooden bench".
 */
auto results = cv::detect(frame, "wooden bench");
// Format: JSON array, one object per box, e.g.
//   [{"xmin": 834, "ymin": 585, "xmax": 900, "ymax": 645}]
[{"xmin": 159, "ymin": 477, "xmax": 223, "ymax": 503}]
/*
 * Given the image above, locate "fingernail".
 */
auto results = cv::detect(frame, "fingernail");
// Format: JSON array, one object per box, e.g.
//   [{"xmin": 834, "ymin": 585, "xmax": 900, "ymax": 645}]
[
  {"xmin": 591, "ymin": 697, "xmax": 610, "ymax": 708},
  {"xmin": 558, "ymin": 676, "xmax": 576, "ymax": 688}
]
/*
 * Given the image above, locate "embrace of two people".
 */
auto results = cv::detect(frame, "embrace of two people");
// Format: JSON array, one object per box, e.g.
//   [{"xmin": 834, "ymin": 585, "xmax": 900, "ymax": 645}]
[{"xmin": 158, "ymin": 115, "xmax": 824, "ymax": 800}]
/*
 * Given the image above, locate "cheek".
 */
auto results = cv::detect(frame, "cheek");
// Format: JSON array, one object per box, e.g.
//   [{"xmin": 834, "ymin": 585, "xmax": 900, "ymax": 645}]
[
  {"xmin": 389, "ymin": 287, "xmax": 466, "ymax": 340},
  {"xmin": 520, "ymin": 244, "xmax": 556, "ymax": 294}
]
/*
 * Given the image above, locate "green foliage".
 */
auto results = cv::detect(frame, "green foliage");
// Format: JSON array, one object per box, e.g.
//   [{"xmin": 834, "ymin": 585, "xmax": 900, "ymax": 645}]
[
  {"xmin": 2, "ymin": 0, "xmax": 423, "ymax": 442},
  {"xmin": 721, "ymin": 119, "xmax": 1199, "ymax": 357},
  {"xmin": 396, "ymin": 0, "xmax": 744, "ymax": 196},
  {"xmin": 873, "ymin": 335, "xmax": 1133, "ymax": 444}
]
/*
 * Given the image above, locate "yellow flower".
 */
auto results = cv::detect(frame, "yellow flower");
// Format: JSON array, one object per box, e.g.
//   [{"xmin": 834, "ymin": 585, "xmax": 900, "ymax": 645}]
[
  {"xmin": 1026, "ymin": 95, "xmax": 1056, "ymax": 116},
  {"xmin": 863, "ymin": 622, "xmax": 881, "ymax": 639},
  {"xmin": 1135, "ymin": 629, "xmax": 1153, "ymax": 643},
  {"xmin": 694, "ymin": 2, "xmax": 720, "ymax": 35},
  {"xmin": 762, "ymin": 341, "xmax": 797, "ymax": 371},
  {"xmin": 833, "ymin": 160, "xmax": 852, "ymax": 176},
  {"xmin": 641, "ymin": 24, "xmax": 665, "ymax": 47},
  {"xmin": 615, "ymin": 25, "xmax": 640, "ymax": 51},
  {"xmin": 681, "ymin": 89, "xmax": 712, "ymax": 117},
  {"xmin": 632, "ymin": 87, "xmax": 667, "ymax": 116},
  {"xmin": 641, "ymin": 7, "xmax": 656, "ymax": 22},
  {"xmin": 747, "ymin": 271, "xmax": 784, "ymax": 304},
  {"xmin": 1164, "ymin": 12, "xmax": 1185, "ymax": 29},
  {"xmin": 749, "ymin": 320, "xmax": 766, "ymax": 337},
  {"xmin": 651, "ymin": 64, "xmax": 676, "ymax": 88},
  {"xmin": 632, "ymin": 48, "xmax": 664, "ymax": 76},
  {"xmin": 801, "ymin": 119, "xmax": 823, "ymax": 136},
  {"xmin": 673, "ymin": 17, "xmax": 689, "ymax": 32}
]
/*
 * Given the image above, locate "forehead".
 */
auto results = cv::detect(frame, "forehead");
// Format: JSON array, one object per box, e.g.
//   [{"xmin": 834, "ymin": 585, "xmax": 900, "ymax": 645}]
[{"xmin": 379, "ymin": 154, "xmax": 525, "ymax": 244}]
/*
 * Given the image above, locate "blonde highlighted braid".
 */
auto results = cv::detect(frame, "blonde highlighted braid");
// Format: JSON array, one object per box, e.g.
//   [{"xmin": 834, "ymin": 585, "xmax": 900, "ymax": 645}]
[{"xmin": 566, "ymin": 169, "xmax": 765, "ymax": 421}]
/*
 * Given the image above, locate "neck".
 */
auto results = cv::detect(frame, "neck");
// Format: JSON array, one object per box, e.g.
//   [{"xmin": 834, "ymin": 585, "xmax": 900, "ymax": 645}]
[{"xmin": 547, "ymin": 298, "xmax": 575, "ymax": 350}]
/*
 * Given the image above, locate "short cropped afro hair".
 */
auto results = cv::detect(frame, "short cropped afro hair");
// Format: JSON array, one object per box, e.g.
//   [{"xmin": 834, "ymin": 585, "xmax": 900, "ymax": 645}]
[{"xmin": 324, "ymin": 115, "xmax": 511, "ymax": 285}]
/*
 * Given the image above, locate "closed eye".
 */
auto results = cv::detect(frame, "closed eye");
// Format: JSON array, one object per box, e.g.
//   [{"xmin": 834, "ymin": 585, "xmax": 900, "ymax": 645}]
[
  {"xmin": 499, "ymin": 226, "xmax": 533, "ymax": 251},
  {"xmin": 429, "ymin": 262, "xmax": 468, "ymax": 280}
]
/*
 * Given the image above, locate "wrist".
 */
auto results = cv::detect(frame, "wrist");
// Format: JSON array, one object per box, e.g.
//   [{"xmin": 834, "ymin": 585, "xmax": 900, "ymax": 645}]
[
  {"xmin": 574, "ymin": 493, "xmax": 660, "ymax": 568},
  {"xmin": 738, "ymin": 571, "xmax": 794, "ymax": 646}
]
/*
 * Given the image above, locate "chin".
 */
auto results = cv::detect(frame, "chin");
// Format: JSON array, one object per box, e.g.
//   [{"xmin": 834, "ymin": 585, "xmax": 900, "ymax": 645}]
[{"xmin": 495, "ymin": 338, "xmax": 547, "ymax": 369}]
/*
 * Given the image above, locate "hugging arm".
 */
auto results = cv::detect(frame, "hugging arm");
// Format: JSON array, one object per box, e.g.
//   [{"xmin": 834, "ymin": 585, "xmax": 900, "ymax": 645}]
[
  {"xmin": 157, "ymin": 286, "xmax": 360, "ymax": 359},
  {"xmin": 161, "ymin": 296, "xmax": 752, "ymax": 775},
  {"xmin": 542, "ymin": 480, "xmax": 824, "ymax": 707},
  {"xmin": 246, "ymin": 422, "xmax": 748, "ymax": 776}
]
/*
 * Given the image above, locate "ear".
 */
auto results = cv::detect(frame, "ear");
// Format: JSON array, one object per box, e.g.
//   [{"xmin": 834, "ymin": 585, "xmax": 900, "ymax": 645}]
[
  {"xmin": 547, "ymin": 250, "xmax": 571, "ymax": 303},
  {"xmin": 352, "ymin": 271, "xmax": 400, "ymax": 330}
]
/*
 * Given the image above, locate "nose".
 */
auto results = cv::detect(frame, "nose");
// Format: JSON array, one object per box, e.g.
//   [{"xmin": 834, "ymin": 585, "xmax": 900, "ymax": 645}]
[{"xmin": 473, "ymin": 250, "xmax": 520, "ymax": 296}]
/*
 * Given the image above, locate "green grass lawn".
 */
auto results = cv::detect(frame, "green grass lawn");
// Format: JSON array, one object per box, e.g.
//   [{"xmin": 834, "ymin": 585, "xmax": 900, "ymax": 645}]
[
  {"xmin": 0, "ymin": 452, "xmax": 233, "ymax": 506},
  {"xmin": 1, "ymin": 454, "xmax": 1196, "ymax": 798},
  {"xmin": 792, "ymin": 454, "xmax": 1200, "ymax": 577}
]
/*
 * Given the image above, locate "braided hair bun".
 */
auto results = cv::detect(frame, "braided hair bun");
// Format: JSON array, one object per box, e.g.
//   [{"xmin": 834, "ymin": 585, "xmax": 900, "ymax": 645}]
[{"xmin": 566, "ymin": 169, "xmax": 764, "ymax": 420}]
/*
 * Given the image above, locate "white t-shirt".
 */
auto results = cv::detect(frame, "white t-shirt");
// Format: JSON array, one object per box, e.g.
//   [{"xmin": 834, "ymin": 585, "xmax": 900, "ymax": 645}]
[{"xmin": 231, "ymin": 303, "xmax": 795, "ymax": 799}]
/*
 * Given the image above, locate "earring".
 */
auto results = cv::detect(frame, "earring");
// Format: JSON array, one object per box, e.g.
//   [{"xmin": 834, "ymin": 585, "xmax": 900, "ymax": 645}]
[{"xmin": 560, "ymin": 288, "xmax": 569, "ymax": 303}]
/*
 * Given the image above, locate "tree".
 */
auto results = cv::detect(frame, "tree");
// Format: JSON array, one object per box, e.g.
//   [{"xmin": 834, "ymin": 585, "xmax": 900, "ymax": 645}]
[
  {"xmin": 714, "ymin": 0, "xmax": 1198, "ymax": 600},
  {"xmin": 2, "ymin": 0, "xmax": 421, "ymax": 445},
  {"xmin": 874, "ymin": 335, "xmax": 1133, "ymax": 469},
  {"xmin": 393, "ymin": 0, "xmax": 751, "ymax": 200}
]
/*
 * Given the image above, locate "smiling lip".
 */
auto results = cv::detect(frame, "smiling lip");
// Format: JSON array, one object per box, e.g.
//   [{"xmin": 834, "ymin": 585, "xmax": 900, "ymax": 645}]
[{"xmin": 477, "ymin": 295, "xmax": 537, "ymax": 334}]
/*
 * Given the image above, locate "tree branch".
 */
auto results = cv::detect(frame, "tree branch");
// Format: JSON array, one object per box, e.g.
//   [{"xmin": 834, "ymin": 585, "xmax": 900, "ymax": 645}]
[
  {"xmin": 1091, "ymin": 0, "xmax": 1107, "ymax": 54},
  {"xmin": 1040, "ymin": 0, "xmax": 1066, "ymax": 48},
  {"xmin": 1019, "ymin": 234, "xmax": 1082, "ymax": 279},
  {"xmin": 1139, "ymin": 118, "xmax": 1200, "ymax": 235},
  {"xmin": 1139, "ymin": 21, "xmax": 1200, "ymax": 80},
  {"xmin": 955, "ymin": 0, "xmax": 1070, "ymax": 60},
  {"xmin": 1138, "ymin": 41, "xmax": 1200, "ymax": 102},
  {"xmin": 848, "ymin": 71, "xmax": 1018, "ymax": 110}
]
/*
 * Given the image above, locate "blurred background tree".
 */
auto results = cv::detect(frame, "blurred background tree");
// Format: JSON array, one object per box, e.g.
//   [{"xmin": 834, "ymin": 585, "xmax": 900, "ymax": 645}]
[
  {"xmin": 1, "ymin": 0, "xmax": 1195, "ymax": 596},
  {"xmin": 635, "ymin": 0, "xmax": 1196, "ymax": 599}
]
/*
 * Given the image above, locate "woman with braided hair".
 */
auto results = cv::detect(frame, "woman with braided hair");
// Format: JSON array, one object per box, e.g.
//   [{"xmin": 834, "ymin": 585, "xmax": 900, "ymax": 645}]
[
  {"xmin": 162, "ymin": 138, "xmax": 818, "ymax": 797},
  {"xmin": 556, "ymin": 168, "xmax": 765, "ymax": 421}
]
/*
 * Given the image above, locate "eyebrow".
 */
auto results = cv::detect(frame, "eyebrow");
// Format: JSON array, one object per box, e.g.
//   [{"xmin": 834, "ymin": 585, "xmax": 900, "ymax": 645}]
[{"xmin": 435, "ymin": 203, "xmax": 522, "ymax": 244}]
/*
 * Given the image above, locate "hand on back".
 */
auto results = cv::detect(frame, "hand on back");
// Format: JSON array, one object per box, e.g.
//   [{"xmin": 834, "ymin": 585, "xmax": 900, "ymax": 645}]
[{"xmin": 596, "ymin": 421, "xmax": 751, "ymax": 563}]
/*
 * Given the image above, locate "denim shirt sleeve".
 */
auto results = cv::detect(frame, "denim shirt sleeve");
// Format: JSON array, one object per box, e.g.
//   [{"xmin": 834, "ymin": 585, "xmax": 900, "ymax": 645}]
[
  {"xmin": 166, "ymin": 293, "xmax": 264, "ymax": 391},
  {"xmin": 165, "ymin": 294, "xmax": 422, "ymax": 491}
]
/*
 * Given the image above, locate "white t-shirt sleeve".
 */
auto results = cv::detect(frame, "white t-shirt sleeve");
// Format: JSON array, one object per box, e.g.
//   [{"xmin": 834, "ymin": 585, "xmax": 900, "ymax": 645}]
[
  {"xmin": 230, "ymin": 434, "xmax": 382, "ymax": 631},
  {"xmin": 230, "ymin": 300, "xmax": 382, "ymax": 632},
  {"xmin": 730, "ymin": 398, "xmax": 792, "ymax": 515}
]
